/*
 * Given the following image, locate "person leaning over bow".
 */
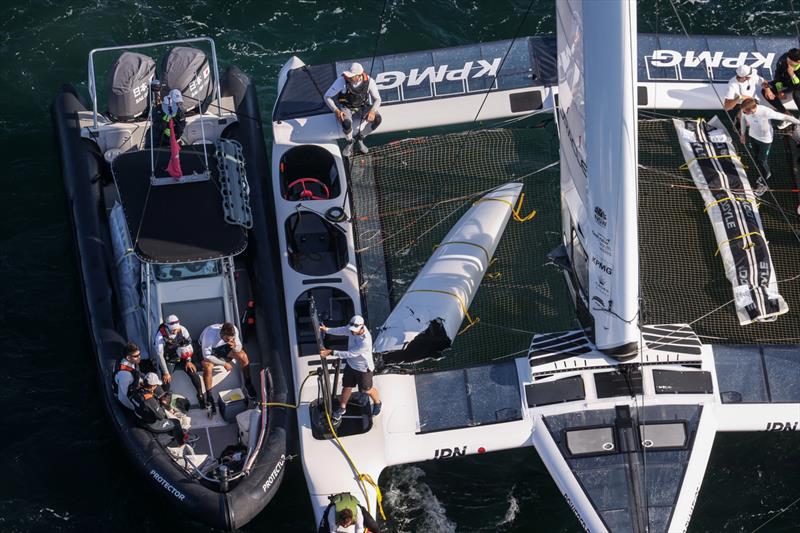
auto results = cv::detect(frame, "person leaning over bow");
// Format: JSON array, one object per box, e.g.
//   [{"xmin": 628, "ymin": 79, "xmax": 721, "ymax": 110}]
[
  {"xmin": 319, "ymin": 314, "xmax": 382, "ymax": 421},
  {"xmin": 739, "ymin": 97, "xmax": 800, "ymax": 194},
  {"xmin": 323, "ymin": 62, "xmax": 382, "ymax": 157},
  {"xmin": 762, "ymin": 47, "xmax": 800, "ymax": 129}
]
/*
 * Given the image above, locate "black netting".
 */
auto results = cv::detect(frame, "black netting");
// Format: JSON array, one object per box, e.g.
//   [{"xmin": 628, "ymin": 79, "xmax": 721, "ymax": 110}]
[
  {"xmin": 350, "ymin": 123, "xmax": 577, "ymax": 371},
  {"xmin": 639, "ymin": 117, "xmax": 800, "ymax": 344}
]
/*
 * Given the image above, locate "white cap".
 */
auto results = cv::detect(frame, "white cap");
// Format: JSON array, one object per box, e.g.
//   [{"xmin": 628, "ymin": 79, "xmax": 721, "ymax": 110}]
[
  {"xmin": 167, "ymin": 314, "xmax": 179, "ymax": 324},
  {"xmin": 736, "ymin": 65, "xmax": 752, "ymax": 78},
  {"xmin": 161, "ymin": 88, "xmax": 183, "ymax": 116},
  {"xmin": 144, "ymin": 372, "xmax": 162, "ymax": 386},
  {"xmin": 347, "ymin": 314, "xmax": 365, "ymax": 332},
  {"xmin": 343, "ymin": 62, "xmax": 364, "ymax": 78}
]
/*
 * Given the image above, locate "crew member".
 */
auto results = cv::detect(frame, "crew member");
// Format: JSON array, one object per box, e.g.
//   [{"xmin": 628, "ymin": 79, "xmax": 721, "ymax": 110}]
[
  {"xmin": 762, "ymin": 48, "xmax": 800, "ymax": 128},
  {"xmin": 153, "ymin": 314, "xmax": 205, "ymax": 408},
  {"xmin": 739, "ymin": 97, "xmax": 800, "ymax": 194},
  {"xmin": 130, "ymin": 373, "xmax": 185, "ymax": 444},
  {"xmin": 319, "ymin": 315, "xmax": 382, "ymax": 421},
  {"xmin": 324, "ymin": 62, "xmax": 382, "ymax": 157},
  {"xmin": 318, "ymin": 492, "xmax": 381, "ymax": 533},
  {"xmin": 200, "ymin": 322, "xmax": 255, "ymax": 414},
  {"xmin": 113, "ymin": 342, "xmax": 142, "ymax": 410},
  {"xmin": 723, "ymin": 65, "xmax": 772, "ymax": 113}
]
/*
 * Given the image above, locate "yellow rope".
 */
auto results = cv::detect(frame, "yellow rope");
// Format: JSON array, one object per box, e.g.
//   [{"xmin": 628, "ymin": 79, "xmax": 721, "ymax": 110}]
[
  {"xmin": 433, "ymin": 240, "xmax": 491, "ymax": 264},
  {"xmin": 324, "ymin": 407, "xmax": 387, "ymax": 520},
  {"xmin": 473, "ymin": 192, "xmax": 537, "ymax": 222},
  {"xmin": 407, "ymin": 288, "xmax": 479, "ymax": 334},
  {"xmin": 679, "ymin": 154, "xmax": 742, "ymax": 170},
  {"xmin": 703, "ymin": 196, "xmax": 755, "ymax": 213},
  {"xmin": 714, "ymin": 231, "xmax": 765, "ymax": 256},
  {"xmin": 258, "ymin": 373, "xmax": 313, "ymax": 410}
]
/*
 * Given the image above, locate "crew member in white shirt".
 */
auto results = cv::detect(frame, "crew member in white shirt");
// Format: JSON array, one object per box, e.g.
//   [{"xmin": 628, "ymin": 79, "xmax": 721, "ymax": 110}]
[
  {"xmin": 739, "ymin": 97, "xmax": 800, "ymax": 193},
  {"xmin": 324, "ymin": 62, "xmax": 382, "ymax": 157},
  {"xmin": 723, "ymin": 65, "xmax": 773, "ymax": 113},
  {"xmin": 200, "ymin": 322, "xmax": 255, "ymax": 414},
  {"xmin": 320, "ymin": 314, "xmax": 382, "ymax": 420}
]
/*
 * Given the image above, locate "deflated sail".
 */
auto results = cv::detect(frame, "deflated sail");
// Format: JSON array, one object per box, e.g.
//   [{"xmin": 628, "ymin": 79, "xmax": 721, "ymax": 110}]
[
  {"xmin": 373, "ymin": 183, "xmax": 524, "ymax": 364},
  {"xmin": 674, "ymin": 116, "xmax": 788, "ymax": 325}
]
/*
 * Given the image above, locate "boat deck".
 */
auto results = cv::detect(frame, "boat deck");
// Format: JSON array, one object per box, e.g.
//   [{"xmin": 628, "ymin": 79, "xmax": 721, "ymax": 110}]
[{"xmin": 638, "ymin": 117, "xmax": 800, "ymax": 344}]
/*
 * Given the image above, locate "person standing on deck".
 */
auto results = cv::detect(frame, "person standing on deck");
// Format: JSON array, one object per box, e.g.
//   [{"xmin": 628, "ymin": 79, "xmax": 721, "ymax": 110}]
[
  {"xmin": 319, "ymin": 315, "xmax": 382, "ymax": 421},
  {"xmin": 739, "ymin": 97, "xmax": 800, "ymax": 195},
  {"xmin": 324, "ymin": 62, "xmax": 382, "ymax": 157}
]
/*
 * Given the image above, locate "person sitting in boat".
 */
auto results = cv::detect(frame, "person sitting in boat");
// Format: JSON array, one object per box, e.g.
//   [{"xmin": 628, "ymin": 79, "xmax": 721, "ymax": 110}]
[
  {"xmin": 319, "ymin": 315, "xmax": 382, "ymax": 421},
  {"xmin": 762, "ymin": 47, "xmax": 800, "ymax": 129},
  {"xmin": 112, "ymin": 342, "xmax": 143, "ymax": 411},
  {"xmin": 200, "ymin": 322, "xmax": 256, "ymax": 413},
  {"xmin": 130, "ymin": 372, "xmax": 186, "ymax": 445},
  {"xmin": 318, "ymin": 492, "xmax": 381, "ymax": 533},
  {"xmin": 324, "ymin": 62, "xmax": 382, "ymax": 157},
  {"xmin": 153, "ymin": 314, "xmax": 205, "ymax": 408},
  {"xmin": 723, "ymin": 65, "xmax": 772, "ymax": 115}
]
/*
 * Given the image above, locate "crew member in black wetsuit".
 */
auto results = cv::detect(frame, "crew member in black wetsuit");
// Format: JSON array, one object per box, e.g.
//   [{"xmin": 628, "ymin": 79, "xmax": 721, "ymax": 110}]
[
  {"xmin": 324, "ymin": 62, "xmax": 383, "ymax": 157},
  {"xmin": 130, "ymin": 372, "xmax": 185, "ymax": 444},
  {"xmin": 153, "ymin": 314, "xmax": 205, "ymax": 408},
  {"xmin": 762, "ymin": 48, "xmax": 800, "ymax": 128}
]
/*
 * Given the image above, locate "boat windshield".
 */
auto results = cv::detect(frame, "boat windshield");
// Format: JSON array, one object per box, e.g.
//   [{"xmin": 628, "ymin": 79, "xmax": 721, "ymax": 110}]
[{"xmin": 154, "ymin": 260, "xmax": 221, "ymax": 282}]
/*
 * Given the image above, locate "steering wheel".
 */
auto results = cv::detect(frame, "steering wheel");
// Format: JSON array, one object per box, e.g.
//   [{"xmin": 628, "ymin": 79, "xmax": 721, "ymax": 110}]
[{"xmin": 286, "ymin": 178, "xmax": 331, "ymax": 201}]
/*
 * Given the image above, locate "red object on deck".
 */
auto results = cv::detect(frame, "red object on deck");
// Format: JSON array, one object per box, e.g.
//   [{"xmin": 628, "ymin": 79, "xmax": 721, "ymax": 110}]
[{"xmin": 166, "ymin": 118, "xmax": 182, "ymax": 179}]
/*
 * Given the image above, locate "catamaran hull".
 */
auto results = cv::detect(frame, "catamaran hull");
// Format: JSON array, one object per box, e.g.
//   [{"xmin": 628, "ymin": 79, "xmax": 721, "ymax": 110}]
[
  {"xmin": 373, "ymin": 183, "xmax": 523, "ymax": 364},
  {"xmin": 52, "ymin": 68, "xmax": 292, "ymax": 530}
]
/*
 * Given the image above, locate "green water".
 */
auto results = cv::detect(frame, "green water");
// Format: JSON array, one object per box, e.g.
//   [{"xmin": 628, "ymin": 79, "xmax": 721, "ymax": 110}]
[{"xmin": 1, "ymin": 0, "xmax": 799, "ymax": 531}]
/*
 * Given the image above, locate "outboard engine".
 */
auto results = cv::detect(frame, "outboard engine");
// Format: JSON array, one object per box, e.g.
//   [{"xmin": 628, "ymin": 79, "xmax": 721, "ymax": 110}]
[
  {"xmin": 160, "ymin": 46, "xmax": 212, "ymax": 113},
  {"xmin": 107, "ymin": 52, "xmax": 156, "ymax": 122}
]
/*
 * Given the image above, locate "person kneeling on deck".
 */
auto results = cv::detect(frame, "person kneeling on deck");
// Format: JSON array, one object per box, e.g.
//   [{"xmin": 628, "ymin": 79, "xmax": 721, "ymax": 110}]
[
  {"xmin": 319, "ymin": 492, "xmax": 381, "ymax": 533},
  {"xmin": 200, "ymin": 322, "xmax": 255, "ymax": 414},
  {"xmin": 130, "ymin": 372, "xmax": 186, "ymax": 445},
  {"xmin": 319, "ymin": 315, "xmax": 382, "ymax": 421},
  {"xmin": 153, "ymin": 314, "xmax": 205, "ymax": 408},
  {"xmin": 113, "ymin": 342, "xmax": 143, "ymax": 411},
  {"xmin": 324, "ymin": 62, "xmax": 382, "ymax": 157}
]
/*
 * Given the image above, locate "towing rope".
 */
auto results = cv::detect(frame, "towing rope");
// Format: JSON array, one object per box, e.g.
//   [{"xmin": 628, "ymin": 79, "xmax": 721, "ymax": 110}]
[
  {"xmin": 473, "ymin": 192, "xmax": 537, "ymax": 223},
  {"xmin": 406, "ymin": 288, "xmax": 480, "ymax": 334},
  {"xmin": 324, "ymin": 406, "xmax": 387, "ymax": 520},
  {"xmin": 258, "ymin": 373, "xmax": 313, "ymax": 410}
]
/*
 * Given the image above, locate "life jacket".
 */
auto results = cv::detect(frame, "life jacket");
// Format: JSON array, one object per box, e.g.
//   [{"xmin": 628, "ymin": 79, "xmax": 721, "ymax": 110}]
[
  {"xmin": 158, "ymin": 324, "xmax": 191, "ymax": 362},
  {"xmin": 338, "ymin": 74, "xmax": 371, "ymax": 110},
  {"xmin": 130, "ymin": 387, "xmax": 166, "ymax": 424},
  {"xmin": 329, "ymin": 492, "xmax": 360, "ymax": 521},
  {"xmin": 112, "ymin": 357, "xmax": 140, "ymax": 398}
]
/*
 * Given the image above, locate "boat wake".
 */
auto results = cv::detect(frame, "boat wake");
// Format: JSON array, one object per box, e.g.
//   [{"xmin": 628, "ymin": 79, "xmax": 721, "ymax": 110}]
[
  {"xmin": 383, "ymin": 466, "xmax": 456, "ymax": 533},
  {"xmin": 496, "ymin": 486, "xmax": 520, "ymax": 528}
]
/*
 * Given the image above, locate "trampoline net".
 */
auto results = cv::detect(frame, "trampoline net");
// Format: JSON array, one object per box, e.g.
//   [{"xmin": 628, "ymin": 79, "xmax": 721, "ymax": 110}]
[
  {"xmin": 638, "ymin": 116, "xmax": 800, "ymax": 344},
  {"xmin": 349, "ymin": 121, "xmax": 577, "ymax": 372}
]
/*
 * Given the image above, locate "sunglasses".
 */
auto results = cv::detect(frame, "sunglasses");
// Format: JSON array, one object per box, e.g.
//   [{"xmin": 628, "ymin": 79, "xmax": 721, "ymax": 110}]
[{"xmin": 168, "ymin": 320, "xmax": 180, "ymax": 326}]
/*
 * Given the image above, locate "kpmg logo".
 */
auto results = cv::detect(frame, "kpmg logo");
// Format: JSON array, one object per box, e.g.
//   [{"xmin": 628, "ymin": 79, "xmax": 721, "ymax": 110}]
[
  {"xmin": 374, "ymin": 58, "xmax": 502, "ymax": 91},
  {"xmin": 648, "ymin": 50, "xmax": 775, "ymax": 71}
]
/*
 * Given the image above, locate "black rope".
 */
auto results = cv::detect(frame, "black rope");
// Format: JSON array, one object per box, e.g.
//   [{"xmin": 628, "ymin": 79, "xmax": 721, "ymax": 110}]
[{"xmin": 466, "ymin": 0, "xmax": 535, "ymax": 130}]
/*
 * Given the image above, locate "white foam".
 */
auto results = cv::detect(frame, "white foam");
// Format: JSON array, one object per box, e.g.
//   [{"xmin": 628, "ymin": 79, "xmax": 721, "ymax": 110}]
[
  {"xmin": 496, "ymin": 486, "xmax": 519, "ymax": 527},
  {"xmin": 384, "ymin": 466, "xmax": 456, "ymax": 533}
]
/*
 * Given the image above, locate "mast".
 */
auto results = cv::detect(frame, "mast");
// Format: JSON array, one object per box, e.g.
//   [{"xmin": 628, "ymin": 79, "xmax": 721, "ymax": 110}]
[{"xmin": 556, "ymin": 0, "xmax": 640, "ymax": 358}]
